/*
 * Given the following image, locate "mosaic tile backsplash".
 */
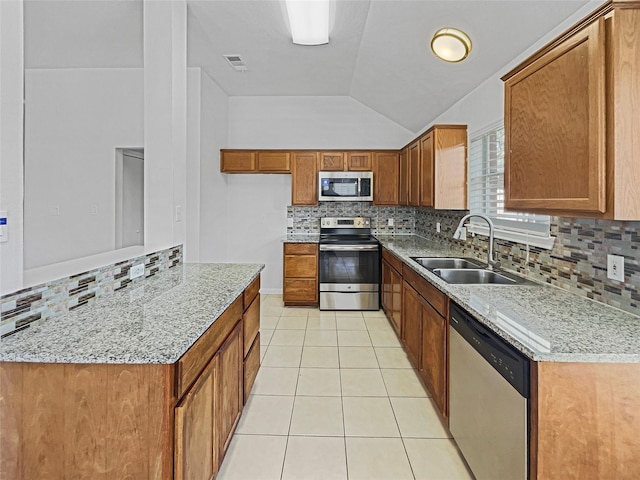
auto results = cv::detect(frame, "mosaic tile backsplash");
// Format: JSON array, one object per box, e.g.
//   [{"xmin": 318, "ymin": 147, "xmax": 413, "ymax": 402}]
[
  {"xmin": 1, "ymin": 245, "xmax": 183, "ymax": 338},
  {"xmin": 288, "ymin": 202, "xmax": 415, "ymax": 234},
  {"xmin": 414, "ymin": 209, "xmax": 640, "ymax": 316}
]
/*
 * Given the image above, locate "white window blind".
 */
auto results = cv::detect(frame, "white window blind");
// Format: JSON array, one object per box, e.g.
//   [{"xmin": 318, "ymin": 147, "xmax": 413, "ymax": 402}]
[{"xmin": 468, "ymin": 124, "xmax": 554, "ymax": 249}]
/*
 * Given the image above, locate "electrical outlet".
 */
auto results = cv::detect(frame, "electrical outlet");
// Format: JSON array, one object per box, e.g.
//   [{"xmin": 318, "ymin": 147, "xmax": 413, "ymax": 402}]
[
  {"xmin": 129, "ymin": 263, "xmax": 145, "ymax": 280},
  {"xmin": 388, "ymin": 218, "xmax": 394, "ymax": 227},
  {"xmin": 287, "ymin": 218, "xmax": 294, "ymax": 228},
  {"xmin": 607, "ymin": 254, "xmax": 625, "ymax": 281},
  {"xmin": 175, "ymin": 205, "xmax": 182, "ymax": 222},
  {"xmin": 436, "ymin": 222, "xmax": 441, "ymax": 233}
]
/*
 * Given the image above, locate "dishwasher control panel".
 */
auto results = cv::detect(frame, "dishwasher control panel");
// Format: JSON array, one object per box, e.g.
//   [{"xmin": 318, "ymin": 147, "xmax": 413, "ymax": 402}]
[{"xmin": 450, "ymin": 302, "xmax": 530, "ymax": 398}]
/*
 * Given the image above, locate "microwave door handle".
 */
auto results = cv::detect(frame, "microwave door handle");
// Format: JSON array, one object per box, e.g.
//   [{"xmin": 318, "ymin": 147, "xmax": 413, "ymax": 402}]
[{"xmin": 357, "ymin": 179, "xmax": 361, "ymax": 197}]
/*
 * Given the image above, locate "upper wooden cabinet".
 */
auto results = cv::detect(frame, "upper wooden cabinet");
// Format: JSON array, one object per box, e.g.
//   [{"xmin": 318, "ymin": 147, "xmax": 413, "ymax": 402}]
[
  {"xmin": 319, "ymin": 152, "xmax": 346, "ymax": 171},
  {"xmin": 431, "ymin": 126, "xmax": 468, "ymax": 210},
  {"xmin": 399, "ymin": 147, "xmax": 409, "ymax": 206},
  {"xmin": 291, "ymin": 152, "xmax": 318, "ymax": 206},
  {"xmin": 221, "ymin": 150, "xmax": 290, "ymax": 173},
  {"xmin": 419, "ymin": 132, "xmax": 434, "ymax": 208},
  {"xmin": 407, "ymin": 141, "xmax": 421, "ymax": 206},
  {"xmin": 502, "ymin": 3, "xmax": 640, "ymax": 220},
  {"xmin": 346, "ymin": 152, "xmax": 373, "ymax": 171},
  {"xmin": 220, "ymin": 150, "xmax": 255, "ymax": 172},
  {"xmin": 373, "ymin": 151, "xmax": 399, "ymax": 205}
]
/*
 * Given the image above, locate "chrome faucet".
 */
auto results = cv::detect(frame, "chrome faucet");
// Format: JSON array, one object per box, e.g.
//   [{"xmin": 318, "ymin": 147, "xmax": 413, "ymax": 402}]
[{"xmin": 453, "ymin": 213, "xmax": 500, "ymax": 270}]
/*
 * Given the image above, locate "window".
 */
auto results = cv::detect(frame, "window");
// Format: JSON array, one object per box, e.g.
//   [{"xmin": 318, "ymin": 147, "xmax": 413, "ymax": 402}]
[{"xmin": 468, "ymin": 123, "xmax": 554, "ymax": 249}]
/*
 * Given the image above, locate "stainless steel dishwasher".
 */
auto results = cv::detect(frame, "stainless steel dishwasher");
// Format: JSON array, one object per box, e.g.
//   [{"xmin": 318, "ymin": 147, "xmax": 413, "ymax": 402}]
[{"xmin": 449, "ymin": 302, "xmax": 530, "ymax": 480}]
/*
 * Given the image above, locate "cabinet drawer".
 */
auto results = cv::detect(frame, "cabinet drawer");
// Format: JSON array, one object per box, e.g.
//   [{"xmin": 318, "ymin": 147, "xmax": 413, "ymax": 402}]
[
  {"xmin": 176, "ymin": 296, "xmax": 243, "ymax": 399},
  {"xmin": 284, "ymin": 243, "xmax": 318, "ymax": 255},
  {"xmin": 284, "ymin": 255, "xmax": 317, "ymax": 278},
  {"xmin": 402, "ymin": 264, "xmax": 446, "ymax": 316},
  {"xmin": 382, "ymin": 248, "xmax": 403, "ymax": 273},
  {"xmin": 284, "ymin": 278, "xmax": 317, "ymax": 304},
  {"xmin": 257, "ymin": 151, "xmax": 291, "ymax": 172},
  {"xmin": 243, "ymin": 334, "xmax": 260, "ymax": 403},
  {"xmin": 243, "ymin": 295, "xmax": 260, "ymax": 357},
  {"xmin": 244, "ymin": 276, "xmax": 260, "ymax": 309},
  {"xmin": 220, "ymin": 151, "xmax": 256, "ymax": 172}
]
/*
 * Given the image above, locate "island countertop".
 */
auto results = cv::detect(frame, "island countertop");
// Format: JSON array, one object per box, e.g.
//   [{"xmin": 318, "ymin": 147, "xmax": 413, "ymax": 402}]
[
  {"xmin": 0, "ymin": 263, "xmax": 264, "ymax": 364},
  {"xmin": 376, "ymin": 235, "xmax": 640, "ymax": 363}
]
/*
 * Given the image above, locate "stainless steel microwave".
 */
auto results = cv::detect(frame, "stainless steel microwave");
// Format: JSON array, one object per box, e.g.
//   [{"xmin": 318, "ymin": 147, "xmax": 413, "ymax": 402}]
[{"xmin": 318, "ymin": 171, "xmax": 373, "ymax": 202}]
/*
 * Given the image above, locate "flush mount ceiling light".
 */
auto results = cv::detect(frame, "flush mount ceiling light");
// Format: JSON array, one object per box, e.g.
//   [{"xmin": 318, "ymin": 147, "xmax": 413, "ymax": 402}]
[
  {"xmin": 285, "ymin": 0, "xmax": 330, "ymax": 46},
  {"xmin": 431, "ymin": 28, "xmax": 472, "ymax": 62}
]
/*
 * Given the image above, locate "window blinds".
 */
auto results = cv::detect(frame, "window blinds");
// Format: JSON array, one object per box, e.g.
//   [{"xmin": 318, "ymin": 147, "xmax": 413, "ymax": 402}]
[{"xmin": 468, "ymin": 125, "xmax": 552, "ymax": 240}]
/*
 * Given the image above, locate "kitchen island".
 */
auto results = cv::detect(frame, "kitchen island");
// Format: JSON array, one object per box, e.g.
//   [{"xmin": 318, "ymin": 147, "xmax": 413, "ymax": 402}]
[{"xmin": 0, "ymin": 263, "xmax": 263, "ymax": 480}]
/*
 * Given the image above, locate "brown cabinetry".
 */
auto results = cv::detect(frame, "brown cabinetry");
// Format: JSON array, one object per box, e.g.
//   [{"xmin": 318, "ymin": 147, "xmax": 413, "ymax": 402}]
[
  {"xmin": 283, "ymin": 243, "xmax": 318, "ymax": 306},
  {"xmin": 399, "ymin": 147, "xmax": 408, "ymax": 206},
  {"xmin": 291, "ymin": 152, "xmax": 318, "ymax": 206},
  {"xmin": 175, "ymin": 356, "xmax": 218, "ymax": 480},
  {"xmin": 401, "ymin": 263, "xmax": 449, "ymax": 420},
  {"xmin": 346, "ymin": 151, "xmax": 372, "ymax": 171},
  {"xmin": 221, "ymin": 150, "xmax": 290, "ymax": 173},
  {"xmin": 373, "ymin": 152, "xmax": 399, "ymax": 205},
  {"xmin": 319, "ymin": 152, "xmax": 346, "ymax": 171},
  {"xmin": 407, "ymin": 141, "xmax": 421, "ymax": 206},
  {"xmin": 502, "ymin": 4, "xmax": 640, "ymax": 220},
  {"xmin": 381, "ymin": 248, "xmax": 403, "ymax": 336},
  {"xmin": 419, "ymin": 132, "xmax": 434, "ymax": 207},
  {"xmin": 242, "ymin": 276, "xmax": 260, "ymax": 402}
]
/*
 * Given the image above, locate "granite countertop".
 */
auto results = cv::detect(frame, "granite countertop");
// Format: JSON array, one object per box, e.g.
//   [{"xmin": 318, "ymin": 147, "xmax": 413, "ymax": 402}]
[
  {"xmin": 0, "ymin": 263, "xmax": 264, "ymax": 364},
  {"xmin": 376, "ymin": 235, "xmax": 640, "ymax": 363},
  {"xmin": 283, "ymin": 233, "xmax": 320, "ymax": 243}
]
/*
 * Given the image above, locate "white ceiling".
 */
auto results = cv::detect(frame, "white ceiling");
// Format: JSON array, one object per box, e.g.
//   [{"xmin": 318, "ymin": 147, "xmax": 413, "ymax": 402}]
[{"xmin": 24, "ymin": 0, "xmax": 593, "ymax": 132}]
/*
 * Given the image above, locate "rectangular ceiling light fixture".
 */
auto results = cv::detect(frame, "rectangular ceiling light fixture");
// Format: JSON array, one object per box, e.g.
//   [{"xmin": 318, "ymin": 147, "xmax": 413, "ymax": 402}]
[{"xmin": 285, "ymin": 0, "xmax": 330, "ymax": 46}]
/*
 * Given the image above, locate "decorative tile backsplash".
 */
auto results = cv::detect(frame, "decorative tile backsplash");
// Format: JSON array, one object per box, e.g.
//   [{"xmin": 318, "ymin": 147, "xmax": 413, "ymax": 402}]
[
  {"xmin": 414, "ymin": 209, "xmax": 640, "ymax": 316},
  {"xmin": 1, "ymin": 245, "xmax": 183, "ymax": 338},
  {"xmin": 288, "ymin": 202, "xmax": 415, "ymax": 234}
]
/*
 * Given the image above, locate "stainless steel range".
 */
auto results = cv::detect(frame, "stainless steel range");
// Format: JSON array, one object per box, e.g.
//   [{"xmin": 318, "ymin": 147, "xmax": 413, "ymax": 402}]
[{"xmin": 318, "ymin": 217, "xmax": 380, "ymax": 310}]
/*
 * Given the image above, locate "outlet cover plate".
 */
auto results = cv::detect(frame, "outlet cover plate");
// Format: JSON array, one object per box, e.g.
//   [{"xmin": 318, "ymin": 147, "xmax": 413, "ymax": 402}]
[
  {"xmin": 607, "ymin": 254, "xmax": 625, "ymax": 282},
  {"xmin": 130, "ymin": 263, "xmax": 145, "ymax": 280}
]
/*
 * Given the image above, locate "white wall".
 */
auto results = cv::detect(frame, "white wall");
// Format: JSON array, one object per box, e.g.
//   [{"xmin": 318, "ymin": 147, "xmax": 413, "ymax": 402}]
[
  {"xmin": 24, "ymin": 68, "xmax": 144, "ymax": 269},
  {"xmin": 0, "ymin": 0, "xmax": 24, "ymax": 294},
  {"xmin": 225, "ymin": 96, "xmax": 414, "ymax": 293}
]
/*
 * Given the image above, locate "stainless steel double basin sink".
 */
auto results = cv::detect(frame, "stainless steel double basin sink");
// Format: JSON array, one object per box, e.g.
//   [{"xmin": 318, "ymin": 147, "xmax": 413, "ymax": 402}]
[{"xmin": 411, "ymin": 257, "xmax": 528, "ymax": 285}]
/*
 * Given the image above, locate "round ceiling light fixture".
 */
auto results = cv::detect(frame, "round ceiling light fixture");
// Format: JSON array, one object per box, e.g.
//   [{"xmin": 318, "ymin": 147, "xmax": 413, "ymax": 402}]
[{"xmin": 431, "ymin": 28, "xmax": 472, "ymax": 62}]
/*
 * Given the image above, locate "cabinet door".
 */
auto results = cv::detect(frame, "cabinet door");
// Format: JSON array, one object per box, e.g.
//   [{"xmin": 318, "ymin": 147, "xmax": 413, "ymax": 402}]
[
  {"xmin": 407, "ymin": 141, "xmax": 420, "ymax": 206},
  {"xmin": 283, "ymin": 278, "xmax": 318, "ymax": 304},
  {"xmin": 257, "ymin": 151, "xmax": 291, "ymax": 173},
  {"xmin": 381, "ymin": 260, "xmax": 392, "ymax": 315},
  {"xmin": 504, "ymin": 18, "xmax": 606, "ymax": 213},
  {"xmin": 421, "ymin": 301, "xmax": 447, "ymax": 419},
  {"xmin": 433, "ymin": 127, "xmax": 468, "ymax": 210},
  {"xmin": 390, "ymin": 266, "xmax": 403, "ymax": 337},
  {"xmin": 399, "ymin": 148, "xmax": 409, "ymax": 206},
  {"xmin": 419, "ymin": 132, "xmax": 434, "ymax": 207},
  {"xmin": 291, "ymin": 152, "xmax": 318, "ymax": 206},
  {"xmin": 216, "ymin": 323, "xmax": 243, "ymax": 462},
  {"xmin": 319, "ymin": 152, "xmax": 346, "ymax": 171},
  {"xmin": 220, "ymin": 151, "xmax": 256, "ymax": 172},
  {"xmin": 175, "ymin": 357, "xmax": 217, "ymax": 480},
  {"xmin": 402, "ymin": 281, "xmax": 423, "ymax": 369},
  {"xmin": 347, "ymin": 152, "xmax": 372, "ymax": 171},
  {"xmin": 373, "ymin": 152, "xmax": 399, "ymax": 205}
]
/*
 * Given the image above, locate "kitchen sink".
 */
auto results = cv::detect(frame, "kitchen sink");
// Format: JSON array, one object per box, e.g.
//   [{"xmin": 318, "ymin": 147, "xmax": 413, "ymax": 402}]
[
  {"xmin": 411, "ymin": 257, "xmax": 483, "ymax": 270},
  {"xmin": 433, "ymin": 268, "xmax": 524, "ymax": 285}
]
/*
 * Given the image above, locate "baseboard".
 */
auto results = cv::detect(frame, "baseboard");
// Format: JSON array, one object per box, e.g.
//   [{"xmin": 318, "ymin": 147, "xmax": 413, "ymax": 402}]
[{"xmin": 260, "ymin": 288, "xmax": 283, "ymax": 295}]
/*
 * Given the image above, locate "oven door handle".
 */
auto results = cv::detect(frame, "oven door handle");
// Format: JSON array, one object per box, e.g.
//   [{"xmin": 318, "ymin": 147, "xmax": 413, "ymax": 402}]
[{"xmin": 319, "ymin": 244, "xmax": 379, "ymax": 251}]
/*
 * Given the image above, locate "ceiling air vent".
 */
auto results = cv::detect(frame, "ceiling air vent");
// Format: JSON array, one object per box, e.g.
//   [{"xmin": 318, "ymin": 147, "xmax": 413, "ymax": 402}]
[{"xmin": 223, "ymin": 54, "xmax": 248, "ymax": 72}]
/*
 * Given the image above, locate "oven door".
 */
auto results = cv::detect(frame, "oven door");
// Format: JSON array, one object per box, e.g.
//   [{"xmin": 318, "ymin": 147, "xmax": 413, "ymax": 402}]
[{"xmin": 318, "ymin": 244, "xmax": 380, "ymax": 310}]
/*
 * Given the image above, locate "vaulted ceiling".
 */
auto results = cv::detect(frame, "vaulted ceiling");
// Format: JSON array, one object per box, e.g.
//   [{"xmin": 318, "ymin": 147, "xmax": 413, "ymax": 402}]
[{"xmin": 24, "ymin": 0, "xmax": 594, "ymax": 133}]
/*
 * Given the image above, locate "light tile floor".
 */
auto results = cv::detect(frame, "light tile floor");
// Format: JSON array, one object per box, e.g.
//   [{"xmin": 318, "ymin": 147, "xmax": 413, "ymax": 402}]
[{"xmin": 217, "ymin": 294, "xmax": 475, "ymax": 480}]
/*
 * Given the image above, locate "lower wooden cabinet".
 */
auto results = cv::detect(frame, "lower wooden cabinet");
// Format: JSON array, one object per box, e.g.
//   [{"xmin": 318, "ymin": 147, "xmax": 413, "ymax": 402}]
[
  {"xmin": 216, "ymin": 323, "xmax": 243, "ymax": 460},
  {"xmin": 283, "ymin": 243, "xmax": 318, "ymax": 306},
  {"xmin": 381, "ymin": 249, "xmax": 403, "ymax": 336},
  {"xmin": 174, "ymin": 357, "xmax": 218, "ymax": 480},
  {"xmin": 421, "ymin": 301, "xmax": 447, "ymax": 418},
  {"xmin": 402, "ymin": 281, "xmax": 424, "ymax": 369}
]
